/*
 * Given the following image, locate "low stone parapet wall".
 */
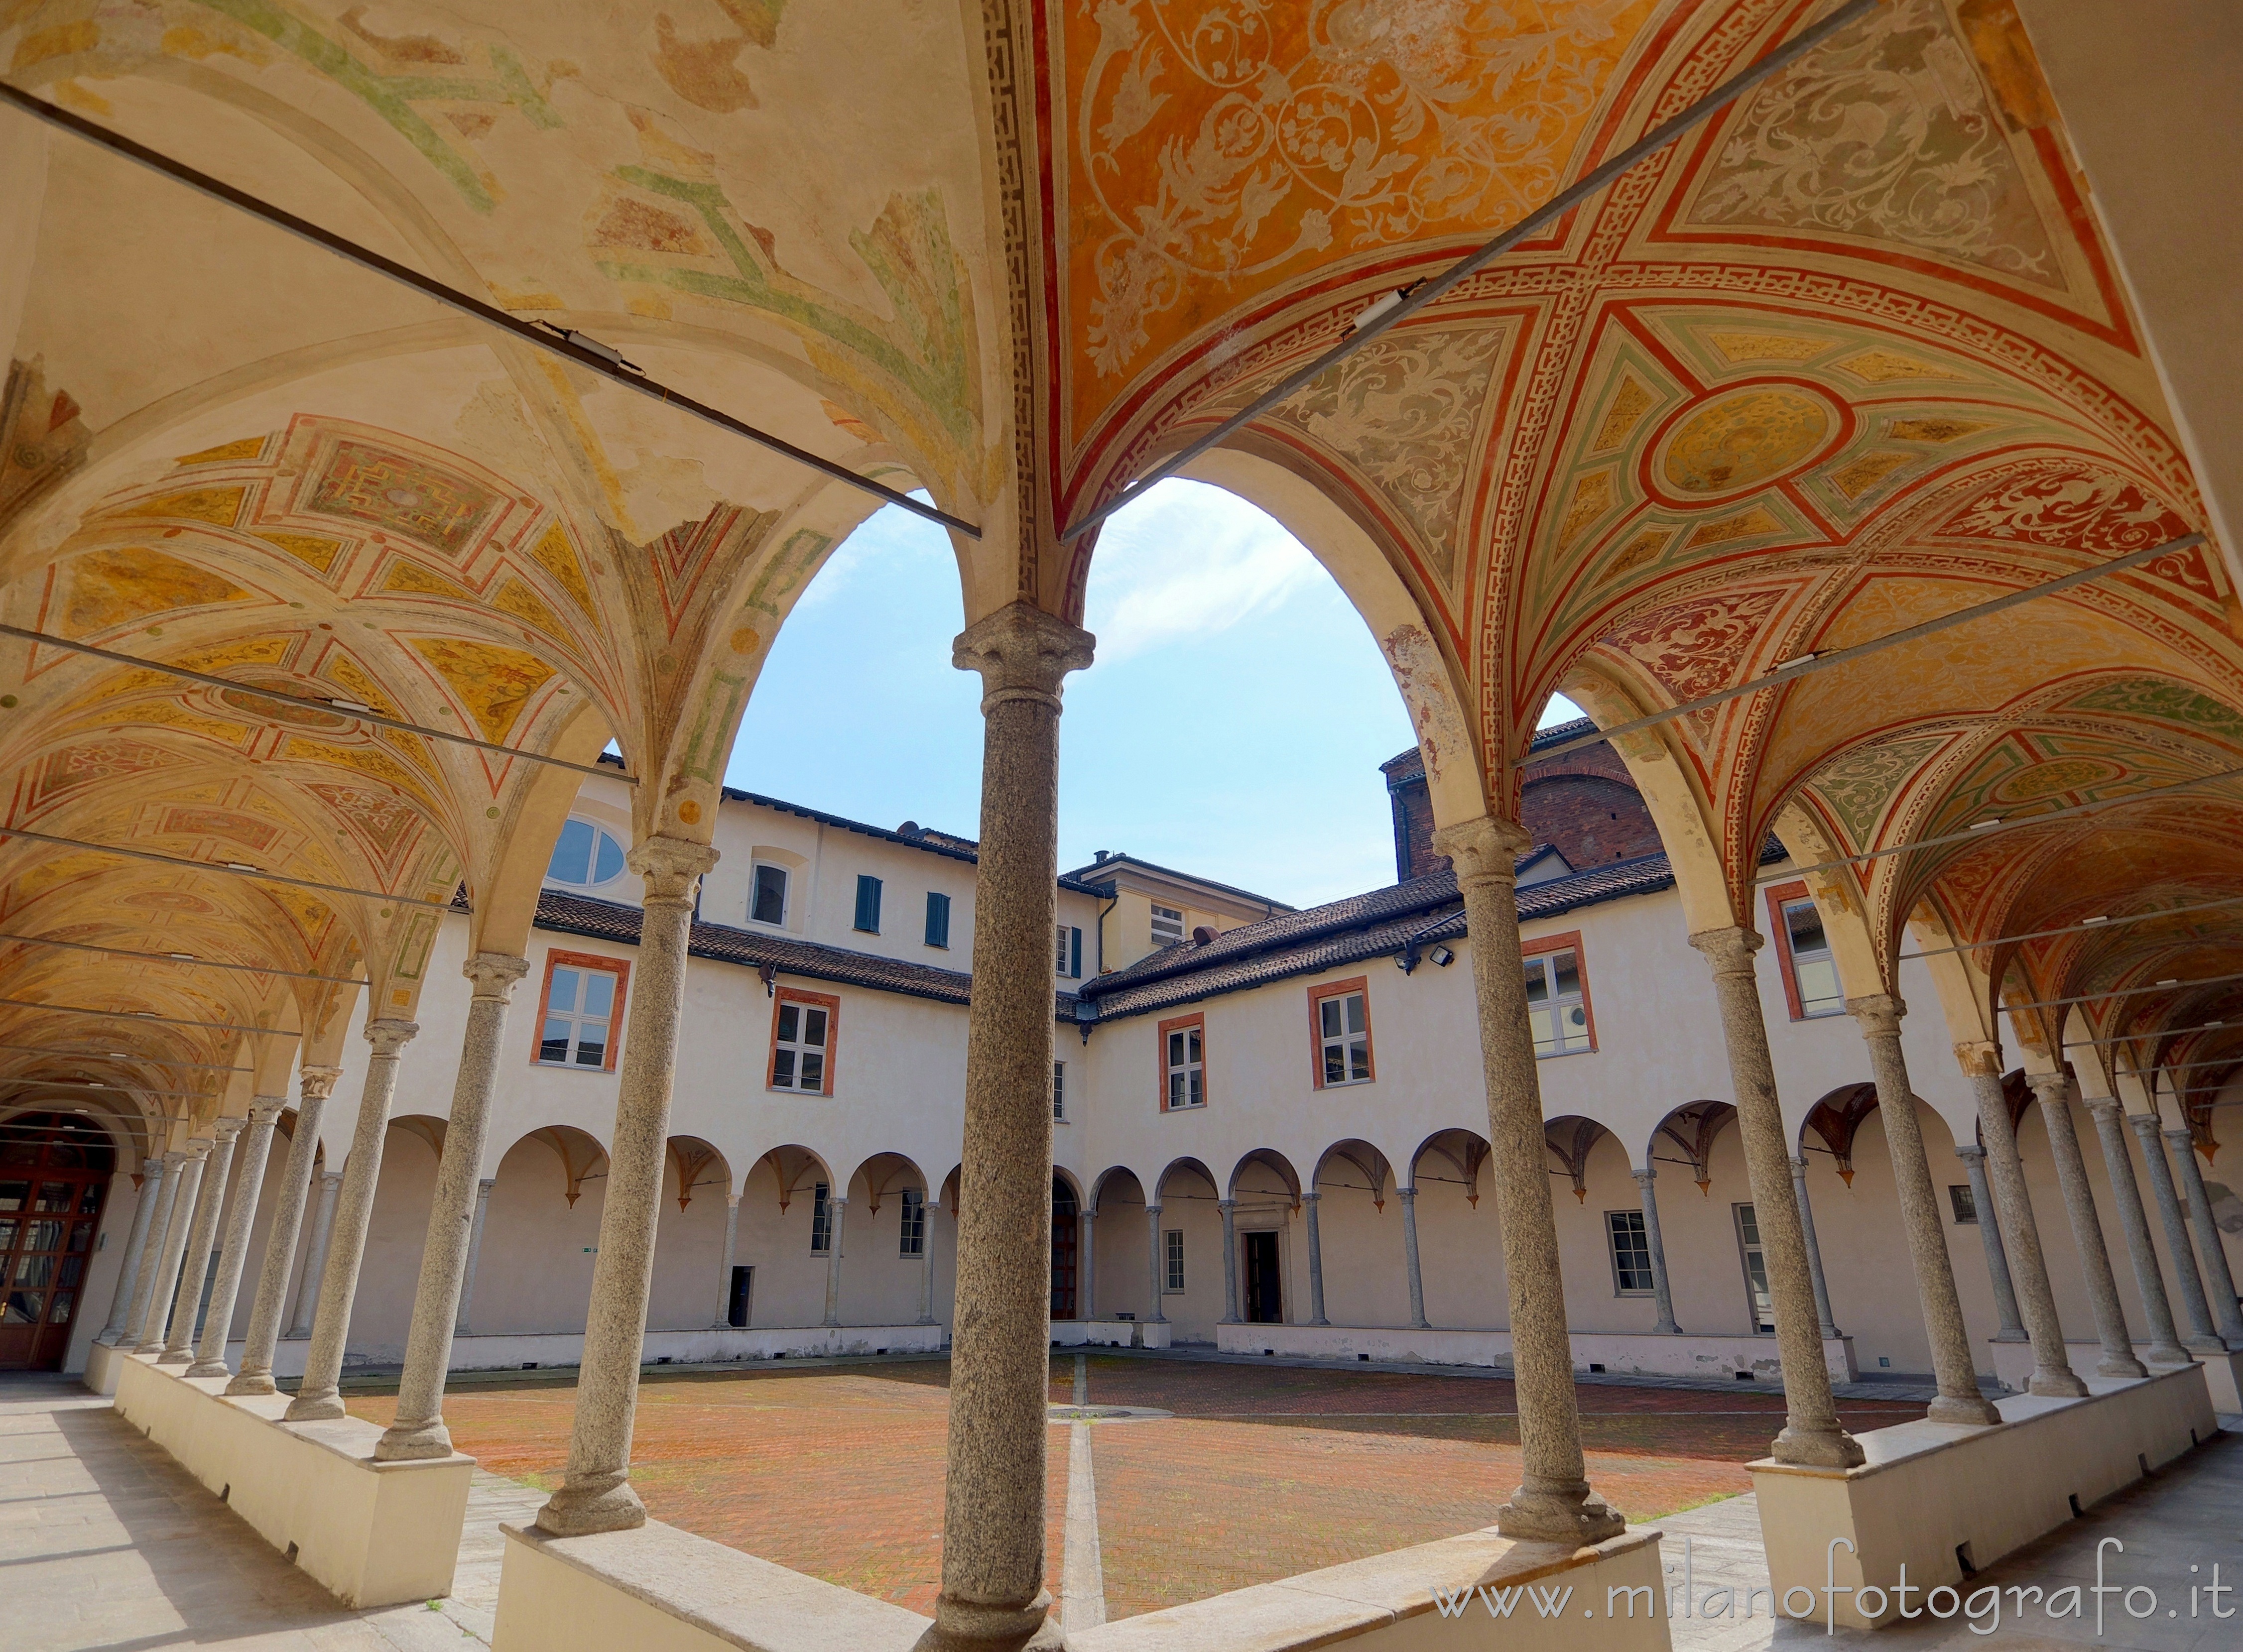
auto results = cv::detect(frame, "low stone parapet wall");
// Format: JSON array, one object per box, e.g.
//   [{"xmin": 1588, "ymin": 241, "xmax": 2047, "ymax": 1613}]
[
  {"xmin": 1750, "ymin": 1363, "xmax": 2216, "ymax": 1629},
  {"xmin": 112, "ymin": 1352, "xmax": 474, "ymax": 1608},
  {"xmin": 1988, "ymin": 1337, "xmax": 2241, "ymax": 1409},
  {"xmin": 1214, "ymin": 1322, "xmax": 1856, "ymax": 1382},
  {"xmin": 494, "ymin": 1512, "xmax": 1669, "ymax": 1652}
]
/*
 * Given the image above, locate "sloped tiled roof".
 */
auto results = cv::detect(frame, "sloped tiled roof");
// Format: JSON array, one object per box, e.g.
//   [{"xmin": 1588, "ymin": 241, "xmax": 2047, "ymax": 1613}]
[
  {"xmin": 533, "ymin": 887, "xmax": 1082, "ymax": 1015},
  {"xmin": 1078, "ymin": 851, "xmax": 1679, "ymax": 1023},
  {"xmin": 526, "ymin": 852, "xmax": 1683, "ymax": 1026}
]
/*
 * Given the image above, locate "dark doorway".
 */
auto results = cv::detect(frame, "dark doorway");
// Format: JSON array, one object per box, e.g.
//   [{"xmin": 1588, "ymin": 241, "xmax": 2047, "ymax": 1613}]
[
  {"xmin": 1051, "ymin": 1176, "xmax": 1078, "ymax": 1320},
  {"xmin": 1243, "ymin": 1230, "xmax": 1282, "ymax": 1324},
  {"xmin": 728, "ymin": 1264, "xmax": 753, "ymax": 1328},
  {"xmin": 0, "ymin": 1112, "xmax": 116, "ymax": 1371}
]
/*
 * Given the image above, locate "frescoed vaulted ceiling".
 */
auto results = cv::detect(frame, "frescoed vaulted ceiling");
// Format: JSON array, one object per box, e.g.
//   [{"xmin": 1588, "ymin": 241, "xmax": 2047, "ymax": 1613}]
[{"xmin": 1, "ymin": 0, "xmax": 2240, "ymax": 1147}]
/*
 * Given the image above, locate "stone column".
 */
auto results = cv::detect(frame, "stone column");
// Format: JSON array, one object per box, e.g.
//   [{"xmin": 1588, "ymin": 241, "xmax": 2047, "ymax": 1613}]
[
  {"xmin": 161, "ymin": 1118, "xmax": 242, "ymax": 1362},
  {"xmin": 1685, "ymin": 925, "xmax": 1864, "ymax": 1466},
  {"xmin": 134, "ymin": 1141, "xmax": 207, "ymax": 1352},
  {"xmin": 187, "ymin": 1098, "xmax": 285, "ymax": 1377},
  {"xmin": 229, "ymin": 1065, "xmax": 341, "ymax": 1395},
  {"xmin": 2084, "ymin": 1098, "xmax": 2192, "ymax": 1367},
  {"xmin": 919, "ymin": 1197, "xmax": 940, "ymax": 1327},
  {"xmin": 1964, "ymin": 1051, "xmax": 2085, "ymax": 1396},
  {"xmin": 95, "ymin": 1157, "xmax": 165, "ymax": 1346},
  {"xmin": 1302, "ymin": 1190, "xmax": 1329, "ymax": 1326},
  {"xmin": 1633, "ymin": 1168, "xmax": 1680, "ymax": 1334},
  {"xmin": 457, "ymin": 1179, "xmax": 498, "ymax": 1335},
  {"xmin": 2166, "ymin": 1124, "xmax": 2243, "ymax": 1347},
  {"xmin": 1079, "ymin": 1207, "xmax": 1096, "ymax": 1321},
  {"xmin": 1791, "ymin": 1156, "xmax": 1841, "ymax": 1340},
  {"xmin": 1218, "ymin": 1198, "xmax": 1241, "ymax": 1325},
  {"xmin": 287, "ymin": 1019, "xmax": 419, "ymax": 1419},
  {"xmin": 1955, "ymin": 1147, "xmax": 2027, "ymax": 1342},
  {"xmin": 1396, "ymin": 1185, "xmax": 1430, "ymax": 1330},
  {"xmin": 917, "ymin": 603, "xmax": 1092, "ymax": 1652},
  {"xmin": 1145, "ymin": 1202, "xmax": 1165, "ymax": 1321},
  {"xmin": 287, "ymin": 1171, "xmax": 343, "ymax": 1339},
  {"xmin": 1434, "ymin": 814, "xmax": 1628, "ymax": 1539},
  {"xmin": 1848, "ymin": 995, "xmax": 1999, "ymax": 1421},
  {"xmin": 2028, "ymin": 1074, "xmax": 2146, "ymax": 1377},
  {"xmin": 534, "ymin": 837, "xmax": 718, "ymax": 1534},
  {"xmin": 378, "ymin": 953, "xmax": 530, "ymax": 1460},
  {"xmin": 822, "ymin": 1196, "xmax": 848, "ymax": 1329},
  {"xmin": 2130, "ymin": 1111, "xmax": 2225, "ymax": 1353},
  {"xmin": 715, "ymin": 1191, "xmax": 742, "ymax": 1327}
]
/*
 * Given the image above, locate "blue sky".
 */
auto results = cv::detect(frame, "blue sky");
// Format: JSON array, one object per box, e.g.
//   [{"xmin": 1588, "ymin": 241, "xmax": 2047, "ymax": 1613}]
[{"xmin": 725, "ymin": 481, "xmax": 1579, "ymax": 910}]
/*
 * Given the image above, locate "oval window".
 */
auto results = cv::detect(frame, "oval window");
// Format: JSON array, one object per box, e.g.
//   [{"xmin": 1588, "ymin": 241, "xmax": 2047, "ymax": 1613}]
[{"xmin": 547, "ymin": 818, "xmax": 627, "ymax": 887}]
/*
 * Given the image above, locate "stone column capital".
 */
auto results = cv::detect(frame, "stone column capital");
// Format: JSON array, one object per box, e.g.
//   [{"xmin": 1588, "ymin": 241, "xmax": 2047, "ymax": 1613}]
[
  {"xmin": 1430, "ymin": 814, "xmax": 1533, "ymax": 884},
  {"xmin": 212, "ymin": 1116, "xmax": 248, "ymax": 1143},
  {"xmin": 364, "ymin": 1018, "xmax": 420, "ymax": 1058},
  {"xmin": 626, "ymin": 835, "xmax": 720, "ymax": 904},
  {"xmin": 183, "ymin": 1136, "xmax": 214, "ymax": 1160},
  {"xmin": 1846, "ymin": 992, "xmax": 1906, "ymax": 1038},
  {"xmin": 1688, "ymin": 924, "xmax": 1763, "ymax": 976},
  {"xmin": 477, "ymin": 1177, "xmax": 498, "ymax": 1195},
  {"xmin": 298, "ymin": 1064, "xmax": 343, "ymax": 1103},
  {"xmin": 2162, "ymin": 1125, "xmax": 2197, "ymax": 1147},
  {"xmin": 1083, "ymin": 1205, "xmax": 1098, "ymax": 1221},
  {"xmin": 2025, "ymin": 1071, "xmax": 2070, "ymax": 1104},
  {"xmin": 1954, "ymin": 1143, "xmax": 1987, "ymax": 1164},
  {"xmin": 1217, "ymin": 1198, "xmax": 1236, "ymax": 1212},
  {"xmin": 951, "ymin": 600, "xmax": 1095, "ymax": 712},
  {"xmin": 1300, "ymin": 1189, "xmax": 1319, "ymax": 1204},
  {"xmin": 320, "ymin": 1169, "xmax": 345, "ymax": 1189},
  {"xmin": 2084, "ymin": 1095, "xmax": 2123, "ymax": 1119},
  {"xmin": 161, "ymin": 1148, "xmax": 189, "ymax": 1167},
  {"xmin": 827, "ymin": 1193, "xmax": 847, "ymax": 1209},
  {"xmin": 1954, "ymin": 1039, "xmax": 2002, "ymax": 1078},
  {"xmin": 2125, "ymin": 1110, "xmax": 2164, "ymax": 1141},
  {"xmin": 463, "ymin": 951, "xmax": 532, "ymax": 997},
  {"xmin": 248, "ymin": 1094, "xmax": 289, "ymax": 1125},
  {"xmin": 1146, "ymin": 1201, "xmax": 1162, "ymax": 1217},
  {"xmin": 1396, "ymin": 1184, "xmax": 1417, "ymax": 1203},
  {"xmin": 1633, "ymin": 1167, "xmax": 1656, "ymax": 1187},
  {"xmin": 725, "ymin": 1191, "xmax": 741, "ymax": 1210},
  {"xmin": 140, "ymin": 1156, "xmax": 163, "ymax": 1176}
]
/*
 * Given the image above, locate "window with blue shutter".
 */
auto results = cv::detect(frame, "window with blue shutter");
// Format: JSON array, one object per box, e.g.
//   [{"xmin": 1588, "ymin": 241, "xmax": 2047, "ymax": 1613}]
[
  {"xmin": 1055, "ymin": 924, "xmax": 1082, "ymax": 977},
  {"xmin": 925, "ymin": 891, "xmax": 951, "ymax": 948},
  {"xmin": 854, "ymin": 874, "xmax": 882, "ymax": 934}
]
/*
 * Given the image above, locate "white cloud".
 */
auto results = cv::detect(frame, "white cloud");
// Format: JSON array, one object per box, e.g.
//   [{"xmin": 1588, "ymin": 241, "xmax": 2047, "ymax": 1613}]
[{"xmin": 1083, "ymin": 480, "xmax": 1329, "ymax": 664}]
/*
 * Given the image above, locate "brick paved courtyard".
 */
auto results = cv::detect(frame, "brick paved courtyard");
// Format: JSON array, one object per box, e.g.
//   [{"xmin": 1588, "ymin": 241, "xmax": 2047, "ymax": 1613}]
[{"xmin": 349, "ymin": 1355, "xmax": 1922, "ymax": 1620}]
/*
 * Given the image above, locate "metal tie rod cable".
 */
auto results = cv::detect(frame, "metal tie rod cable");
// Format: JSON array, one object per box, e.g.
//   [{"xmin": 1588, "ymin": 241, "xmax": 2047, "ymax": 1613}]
[
  {"xmin": 2130, "ymin": 1055, "xmax": 2243, "ymax": 1077},
  {"xmin": 0, "ymin": 996, "xmax": 300, "ymax": 1035},
  {"xmin": 0, "ymin": 931, "xmax": 366, "ymax": 986},
  {"xmin": 1756, "ymin": 762, "xmax": 2243, "ymax": 885},
  {"xmin": 2065, "ymin": 1018, "xmax": 2236, "ymax": 1050},
  {"xmin": 2001, "ymin": 969, "xmax": 2243, "ymax": 1015},
  {"xmin": 1897, "ymin": 892, "xmax": 2243, "ymax": 961},
  {"xmin": 0, "ymin": 82, "xmax": 978, "ymax": 541},
  {"xmin": 1536, "ymin": 532, "xmax": 2206, "ymax": 765},
  {"xmin": 0, "ymin": 621, "xmax": 634, "ymax": 785},
  {"xmin": 0, "ymin": 1040, "xmax": 252, "ymax": 1071},
  {"xmin": 0, "ymin": 825, "xmax": 452, "ymax": 911},
  {"xmin": 1058, "ymin": 0, "xmax": 1882, "ymax": 542}
]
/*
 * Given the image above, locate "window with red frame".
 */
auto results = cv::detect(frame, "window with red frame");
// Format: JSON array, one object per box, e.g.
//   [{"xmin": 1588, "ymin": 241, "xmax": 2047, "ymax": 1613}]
[
  {"xmin": 1521, "ymin": 933, "xmax": 1595, "ymax": 1057},
  {"xmin": 534, "ymin": 951, "xmax": 629, "ymax": 1070},
  {"xmin": 1307, "ymin": 977, "xmax": 1374, "ymax": 1088},
  {"xmin": 769, "ymin": 988, "xmax": 838, "ymax": 1095},
  {"xmin": 1159, "ymin": 1013, "xmax": 1205, "ymax": 1111},
  {"xmin": 1765, "ymin": 881, "xmax": 1846, "ymax": 1019}
]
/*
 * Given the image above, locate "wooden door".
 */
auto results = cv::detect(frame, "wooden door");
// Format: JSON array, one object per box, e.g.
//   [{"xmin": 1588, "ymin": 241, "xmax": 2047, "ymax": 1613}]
[{"xmin": 0, "ymin": 1114, "xmax": 115, "ymax": 1371}]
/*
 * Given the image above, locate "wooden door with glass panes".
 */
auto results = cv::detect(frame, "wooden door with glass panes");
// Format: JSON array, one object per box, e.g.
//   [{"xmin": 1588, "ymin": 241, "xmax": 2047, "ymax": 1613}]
[{"xmin": 0, "ymin": 1113, "xmax": 115, "ymax": 1371}]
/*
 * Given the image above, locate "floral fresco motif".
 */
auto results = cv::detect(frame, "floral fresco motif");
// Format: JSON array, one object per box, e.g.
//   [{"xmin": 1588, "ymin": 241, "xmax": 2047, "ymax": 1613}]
[
  {"xmin": 1806, "ymin": 734, "xmax": 1947, "ymax": 848},
  {"xmin": 1067, "ymin": 0, "xmax": 1651, "ymax": 404},
  {"xmin": 1275, "ymin": 326, "xmax": 1505, "ymax": 583},
  {"xmin": 1605, "ymin": 586, "xmax": 1790, "ymax": 705},
  {"xmin": 1687, "ymin": 0, "xmax": 2056, "ymax": 281},
  {"xmin": 1935, "ymin": 465, "xmax": 2192, "ymax": 554}
]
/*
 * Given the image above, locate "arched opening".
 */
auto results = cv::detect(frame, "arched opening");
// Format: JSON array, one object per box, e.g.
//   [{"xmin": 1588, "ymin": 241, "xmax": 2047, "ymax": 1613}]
[{"xmin": 0, "ymin": 1110, "xmax": 117, "ymax": 1370}]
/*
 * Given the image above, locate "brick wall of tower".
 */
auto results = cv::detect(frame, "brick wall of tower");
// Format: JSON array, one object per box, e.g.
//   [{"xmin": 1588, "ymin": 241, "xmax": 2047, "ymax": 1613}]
[{"xmin": 1381, "ymin": 731, "xmax": 1664, "ymax": 883}]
